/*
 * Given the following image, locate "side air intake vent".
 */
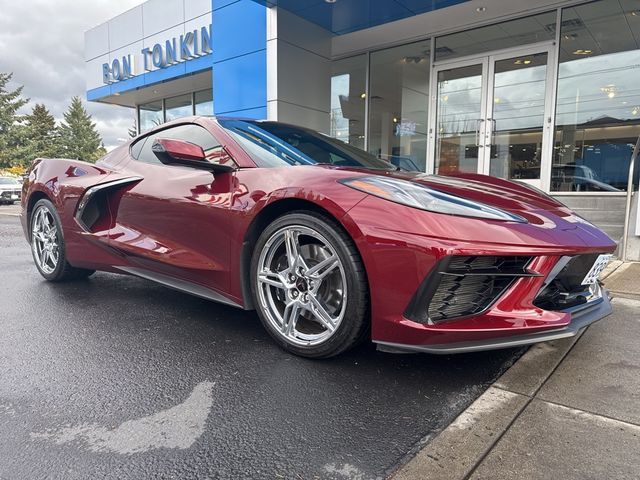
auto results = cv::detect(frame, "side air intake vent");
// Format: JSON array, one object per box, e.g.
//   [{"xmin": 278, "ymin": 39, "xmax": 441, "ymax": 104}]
[
  {"xmin": 405, "ymin": 256, "xmax": 535, "ymax": 325},
  {"xmin": 75, "ymin": 177, "xmax": 142, "ymax": 232}
]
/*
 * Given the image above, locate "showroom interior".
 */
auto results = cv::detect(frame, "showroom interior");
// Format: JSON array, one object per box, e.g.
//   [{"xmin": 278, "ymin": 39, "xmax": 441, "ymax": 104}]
[{"xmin": 85, "ymin": 0, "xmax": 640, "ymax": 259}]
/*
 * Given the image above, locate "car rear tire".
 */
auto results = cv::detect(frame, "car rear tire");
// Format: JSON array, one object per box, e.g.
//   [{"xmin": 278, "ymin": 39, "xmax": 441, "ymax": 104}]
[
  {"xmin": 251, "ymin": 211, "xmax": 369, "ymax": 358},
  {"xmin": 30, "ymin": 199, "xmax": 95, "ymax": 282}
]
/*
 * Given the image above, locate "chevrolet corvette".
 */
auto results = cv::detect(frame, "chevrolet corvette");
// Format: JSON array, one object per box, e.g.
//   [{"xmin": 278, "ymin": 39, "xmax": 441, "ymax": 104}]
[{"xmin": 21, "ymin": 116, "xmax": 615, "ymax": 358}]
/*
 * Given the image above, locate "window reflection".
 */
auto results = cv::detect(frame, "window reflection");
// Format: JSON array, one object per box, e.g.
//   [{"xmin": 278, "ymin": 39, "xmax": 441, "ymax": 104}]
[
  {"xmin": 165, "ymin": 94, "xmax": 193, "ymax": 122},
  {"xmin": 435, "ymin": 64, "xmax": 483, "ymax": 174},
  {"xmin": 369, "ymin": 40, "xmax": 430, "ymax": 171},
  {"xmin": 330, "ymin": 55, "xmax": 366, "ymax": 149},
  {"xmin": 195, "ymin": 89, "xmax": 213, "ymax": 116},
  {"xmin": 139, "ymin": 100, "xmax": 163, "ymax": 133},
  {"xmin": 553, "ymin": 0, "xmax": 640, "ymax": 192},
  {"xmin": 490, "ymin": 53, "xmax": 548, "ymax": 180}
]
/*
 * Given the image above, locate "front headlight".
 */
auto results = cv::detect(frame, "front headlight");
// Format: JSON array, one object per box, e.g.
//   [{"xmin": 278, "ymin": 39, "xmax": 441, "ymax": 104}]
[{"xmin": 340, "ymin": 176, "xmax": 527, "ymax": 223}]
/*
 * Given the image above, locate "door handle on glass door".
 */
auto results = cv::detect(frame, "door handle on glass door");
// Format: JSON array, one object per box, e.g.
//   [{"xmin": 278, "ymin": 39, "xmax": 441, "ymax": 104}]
[
  {"xmin": 475, "ymin": 119, "xmax": 485, "ymax": 147},
  {"xmin": 485, "ymin": 118, "xmax": 496, "ymax": 147}
]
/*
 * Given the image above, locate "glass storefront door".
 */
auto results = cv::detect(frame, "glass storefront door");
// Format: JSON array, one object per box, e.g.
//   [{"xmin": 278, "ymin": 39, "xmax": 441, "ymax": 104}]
[
  {"xmin": 432, "ymin": 61, "xmax": 488, "ymax": 175},
  {"xmin": 430, "ymin": 44, "xmax": 555, "ymax": 188}
]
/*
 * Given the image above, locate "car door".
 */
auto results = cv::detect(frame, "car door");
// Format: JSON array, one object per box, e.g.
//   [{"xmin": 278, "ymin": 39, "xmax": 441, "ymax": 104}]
[{"xmin": 109, "ymin": 122, "xmax": 242, "ymax": 305}]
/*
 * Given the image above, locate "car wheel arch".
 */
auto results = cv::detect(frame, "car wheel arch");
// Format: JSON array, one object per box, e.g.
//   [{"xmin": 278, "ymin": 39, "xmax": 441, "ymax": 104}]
[
  {"xmin": 26, "ymin": 191, "xmax": 52, "ymax": 241},
  {"xmin": 239, "ymin": 197, "xmax": 367, "ymax": 311}
]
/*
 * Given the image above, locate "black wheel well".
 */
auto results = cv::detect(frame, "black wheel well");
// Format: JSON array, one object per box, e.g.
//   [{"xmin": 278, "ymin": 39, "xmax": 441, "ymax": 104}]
[
  {"xmin": 240, "ymin": 198, "xmax": 348, "ymax": 310},
  {"xmin": 25, "ymin": 191, "xmax": 51, "ymax": 241}
]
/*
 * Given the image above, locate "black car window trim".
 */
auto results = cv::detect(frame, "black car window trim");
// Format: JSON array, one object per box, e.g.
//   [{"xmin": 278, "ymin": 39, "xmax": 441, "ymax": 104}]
[{"xmin": 131, "ymin": 123, "xmax": 233, "ymax": 166}]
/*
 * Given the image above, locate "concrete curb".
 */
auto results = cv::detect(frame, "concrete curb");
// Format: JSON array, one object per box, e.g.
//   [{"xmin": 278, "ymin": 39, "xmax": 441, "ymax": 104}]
[
  {"xmin": 390, "ymin": 262, "xmax": 630, "ymax": 480},
  {"xmin": 390, "ymin": 334, "xmax": 579, "ymax": 480}
]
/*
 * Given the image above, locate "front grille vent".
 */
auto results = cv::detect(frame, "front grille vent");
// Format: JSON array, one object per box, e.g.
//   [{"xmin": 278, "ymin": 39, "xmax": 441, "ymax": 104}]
[
  {"xmin": 405, "ymin": 256, "xmax": 534, "ymax": 325},
  {"xmin": 428, "ymin": 274, "xmax": 515, "ymax": 322},
  {"xmin": 534, "ymin": 254, "xmax": 600, "ymax": 311}
]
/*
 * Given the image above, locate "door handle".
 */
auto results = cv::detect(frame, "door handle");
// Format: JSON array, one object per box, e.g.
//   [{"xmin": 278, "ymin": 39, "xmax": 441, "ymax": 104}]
[
  {"xmin": 485, "ymin": 118, "xmax": 496, "ymax": 147},
  {"xmin": 475, "ymin": 119, "xmax": 485, "ymax": 147}
]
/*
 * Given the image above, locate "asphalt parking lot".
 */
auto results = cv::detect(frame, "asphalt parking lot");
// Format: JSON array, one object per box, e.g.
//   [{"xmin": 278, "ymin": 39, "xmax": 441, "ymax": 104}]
[{"xmin": 0, "ymin": 203, "xmax": 523, "ymax": 480}]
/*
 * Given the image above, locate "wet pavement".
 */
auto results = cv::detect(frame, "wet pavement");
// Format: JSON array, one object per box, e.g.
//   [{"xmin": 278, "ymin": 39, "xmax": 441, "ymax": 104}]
[{"xmin": 0, "ymin": 205, "xmax": 523, "ymax": 480}]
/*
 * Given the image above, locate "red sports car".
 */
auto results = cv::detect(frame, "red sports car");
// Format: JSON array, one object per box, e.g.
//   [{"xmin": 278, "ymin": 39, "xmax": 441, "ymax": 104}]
[{"xmin": 20, "ymin": 116, "xmax": 616, "ymax": 358}]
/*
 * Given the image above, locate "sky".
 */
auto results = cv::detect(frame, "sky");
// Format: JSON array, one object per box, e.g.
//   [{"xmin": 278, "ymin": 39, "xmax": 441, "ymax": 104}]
[{"xmin": 0, "ymin": 0, "xmax": 145, "ymax": 150}]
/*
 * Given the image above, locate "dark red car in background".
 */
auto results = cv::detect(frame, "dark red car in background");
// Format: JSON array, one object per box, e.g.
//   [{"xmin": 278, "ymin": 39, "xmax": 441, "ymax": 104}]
[{"xmin": 20, "ymin": 116, "xmax": 616, "ymax": 358}]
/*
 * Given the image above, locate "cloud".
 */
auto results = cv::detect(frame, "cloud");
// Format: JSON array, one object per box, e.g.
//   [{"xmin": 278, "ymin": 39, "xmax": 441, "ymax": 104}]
[{"xmin": 0, "ymin": 0, "xmax": 144, "ymax": 149}]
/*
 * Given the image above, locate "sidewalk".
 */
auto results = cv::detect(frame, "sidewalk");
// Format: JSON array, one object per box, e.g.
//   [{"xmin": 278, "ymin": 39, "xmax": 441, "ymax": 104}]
[{"xmin": 392, "ymin": 263, "xmax": 640, "ymax": 480}]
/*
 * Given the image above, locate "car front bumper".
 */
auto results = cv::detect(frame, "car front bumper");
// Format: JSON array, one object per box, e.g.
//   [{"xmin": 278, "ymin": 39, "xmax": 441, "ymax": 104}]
[
  {"xmin": 375, "ymin": 290, "xmax": 612, "ymax": 354},
  {"xmin": 0, "ymin": 190, "xmax": 21, "ymax": 202}
]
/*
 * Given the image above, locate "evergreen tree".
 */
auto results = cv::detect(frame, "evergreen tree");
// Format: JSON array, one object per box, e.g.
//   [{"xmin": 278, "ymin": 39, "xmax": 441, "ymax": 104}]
[
  {"xmin": 13, "ymin": 104, "xmax": 62, "ymax": 165},
  {"xmin": 59, "ymin": 96, "xmax": 106, "ymax": 162},
  {"xmin": 0, "ymin": 73, "xmax": 29, "ymax": 167},
  {"xmin": 128, "ymin": 120, "xmax": 138, "ymax": 139}
]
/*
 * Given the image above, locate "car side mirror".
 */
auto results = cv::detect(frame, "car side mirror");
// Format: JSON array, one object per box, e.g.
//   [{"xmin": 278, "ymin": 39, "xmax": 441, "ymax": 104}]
[{"xmin": 151, "ymin": 138, "xmax": 235, "ymax": 173}]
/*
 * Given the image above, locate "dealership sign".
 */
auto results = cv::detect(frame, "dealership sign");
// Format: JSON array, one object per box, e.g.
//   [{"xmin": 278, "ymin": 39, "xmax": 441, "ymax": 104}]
[{"xmin": 102, "ymin": 25, "xmax": 212, "ymax": 84}]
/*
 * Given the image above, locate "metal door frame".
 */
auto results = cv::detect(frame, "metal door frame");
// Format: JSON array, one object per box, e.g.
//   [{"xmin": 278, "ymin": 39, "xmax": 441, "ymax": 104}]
[
  {"xmin": 427, "ymin": 41, "xmax": 556, "ymax": 185},
  {"xmin": 427, "ymin": 56, "xmax": 490, "ymax": 174}
]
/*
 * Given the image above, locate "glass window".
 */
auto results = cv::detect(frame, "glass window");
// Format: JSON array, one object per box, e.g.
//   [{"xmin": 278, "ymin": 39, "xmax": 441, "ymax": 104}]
[
  {"xmin": 139, "ymin": 100, "xmax": 163, "ymax": 133},
  {"xmin": 136, "ymin": 124, "xmax": 228, "ymax": 166},
  {"xmin": 489, "ymin": 52, "xmax": 549, "ymax": 181},
  {"xmin": 195, "ymin": 89, "xmax": 213, "ymax": 116},
  {"xmin": 330, "ymin": 55, "xmax": 367, "ymax": 149},
  {"xmin": 435, "ymin": 12, "xmax": 556, "ymax": 61},
  {"xmin": 165, "ymin": 94, "xmax": 193, "ymax": 121},
  {"xmin": 368, "ymin": 40, "xmax": 430, "ymax": 171},
  {"xmin": 553, "ymin": 0, "xmax": 640, "ymax": 192},
  {"xmin": 219, "ymin": 119, "xmax": 393, "ymax": 170},
  {"xmin": 130, "ymin": 137, "xmax": 146, "ymax": 159},
  {"xmin": 435, "ymin": 64, "xmax": 484, "ymax": 174}
]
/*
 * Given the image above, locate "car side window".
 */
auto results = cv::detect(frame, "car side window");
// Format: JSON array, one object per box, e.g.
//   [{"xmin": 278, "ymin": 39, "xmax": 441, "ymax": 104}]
[
  {"xmin": 130, "ymin": 136, "xmax": 147, "ymax": 159},
  {"xmin": 135, "ymin": 124, "xmax": 235, "ymax": 167}
]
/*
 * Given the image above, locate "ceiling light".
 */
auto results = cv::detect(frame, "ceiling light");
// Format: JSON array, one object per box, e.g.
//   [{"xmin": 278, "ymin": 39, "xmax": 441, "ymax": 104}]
[
  {"xmin": 573, "ymin": 49, "xmax": 592, "ymax": 55},
  {"xmin": 601, "ymin": 85, "xmax": 617, "ymax": 99},
  {"xmin": 630, "ymin": 10, "xmax": 640, "ymax": 16},
  {"xmin": 632, "ymin": 107, "xmax": 639, "ymax": 116},
  {"xmin": 325, "ymin": 0, "xmax": 337, "ymax": 3},
  {"xmin": 360, "ymin": 93, "xmax": 366, "ymax": 99},
  {"xmin": 523, "ymin": 59, "xmax": 532, "ymax": 65},
  {"xmin": 393, "ymin": 117, "xmax": 399, "ymax": 123},
  {"xmin": 494, "ymin": 97, "xmax": 501, "ymax": 103},
  {"xmin": 476, "ymin": 6, "xmax": 486, "ymax": 12}
]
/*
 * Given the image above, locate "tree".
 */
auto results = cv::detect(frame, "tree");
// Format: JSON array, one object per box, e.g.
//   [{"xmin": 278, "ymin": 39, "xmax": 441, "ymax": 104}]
[
  {"xmin": 12, "ymin": 104, "xmax": 62, "ymax": 165},
  {"xmin": 59, "ymin": 96, "xmax": 106, "ymax": 162},
  {"xmin": 0, "ymin": 73, "xmax": 29, "ymax": 167},
  {"xmin": 128, "ymin": 120, "xmax": 138, "ymax": 139}
]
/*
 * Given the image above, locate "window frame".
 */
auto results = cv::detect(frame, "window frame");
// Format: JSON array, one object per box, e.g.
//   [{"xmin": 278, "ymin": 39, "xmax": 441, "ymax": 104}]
[{"xmin": 128, "ymin": 122, "xmax": 231, "ymax": 167}]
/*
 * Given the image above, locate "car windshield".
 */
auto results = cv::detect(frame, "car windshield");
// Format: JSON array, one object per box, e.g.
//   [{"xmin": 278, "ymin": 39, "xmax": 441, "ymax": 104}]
[
  {"xmin": 0, "ymin": 177, "xmax": 20, "ymax": 185},
  {"xmin": 218, "ymin": 119, "xmax": 394, "ymax": 170}
]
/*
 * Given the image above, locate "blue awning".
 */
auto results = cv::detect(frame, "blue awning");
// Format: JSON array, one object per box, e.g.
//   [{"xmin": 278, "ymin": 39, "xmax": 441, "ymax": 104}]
[{"xmin": 250, "ymin": 0, "xmax": 470, "ymax": 35}]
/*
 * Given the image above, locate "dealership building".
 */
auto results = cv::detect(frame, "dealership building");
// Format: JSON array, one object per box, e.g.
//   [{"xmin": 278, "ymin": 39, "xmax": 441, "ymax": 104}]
[{"xmin": 85, "ymin": 0, "xmax": 640, "ymax": 258}]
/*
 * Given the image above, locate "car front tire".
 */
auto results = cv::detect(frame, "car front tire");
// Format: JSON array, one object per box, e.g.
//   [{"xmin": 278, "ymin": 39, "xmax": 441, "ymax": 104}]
[
  {"xmin": 30, "ymin": 198, "xmax": 95, "ymax": 282},
  {"xmin": 251, "ymin": 211, "xmax": 369, "ymax": 358}
]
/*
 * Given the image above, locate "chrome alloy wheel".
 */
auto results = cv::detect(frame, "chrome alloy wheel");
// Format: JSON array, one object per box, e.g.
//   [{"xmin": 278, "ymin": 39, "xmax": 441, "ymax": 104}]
[
  {"xmin": 31, "ymin": 205, "xmax": 60, "ymax": 275},
  {"xmin": 256, "ymin": 225, "xmax": 348, "ymax": 346}
]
